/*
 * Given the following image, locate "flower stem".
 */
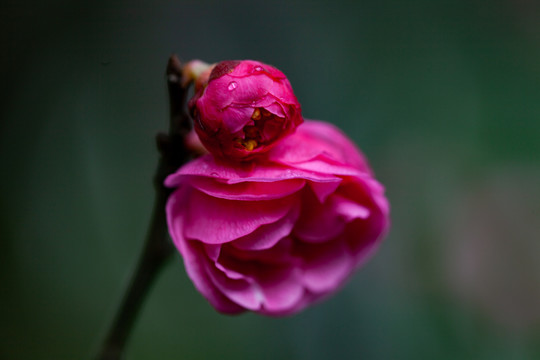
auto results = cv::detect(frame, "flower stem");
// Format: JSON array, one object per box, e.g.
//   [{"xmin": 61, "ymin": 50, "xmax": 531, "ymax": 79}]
[
  {"xmin": 96, "ymin": 189, "xmax": 174, "ymax": 360},
  {"xmin": 95, "ymin": 55, "xmax": 192, "ymax": 360}
]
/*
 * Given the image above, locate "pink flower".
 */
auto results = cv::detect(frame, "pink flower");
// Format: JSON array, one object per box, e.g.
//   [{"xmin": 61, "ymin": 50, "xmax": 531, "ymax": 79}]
[
  {"xmin": 189, "ymin": 60, "xmax": 303, "ymax": 160},
  {"xmin": 165, "ymin": 120, "xmax": 389, "ymax": 316}
]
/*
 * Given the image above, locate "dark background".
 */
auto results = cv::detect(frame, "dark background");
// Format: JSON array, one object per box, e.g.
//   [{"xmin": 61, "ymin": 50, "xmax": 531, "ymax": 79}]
[{"xmin": 2, "ymin": 0, "xmax": 540, "ymax": 359}]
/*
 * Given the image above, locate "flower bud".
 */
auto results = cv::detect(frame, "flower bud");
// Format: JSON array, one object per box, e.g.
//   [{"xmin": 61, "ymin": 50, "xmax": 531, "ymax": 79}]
[{"xmin": 189, "ymin": 60, "xmax": 303, "ymax": 160}]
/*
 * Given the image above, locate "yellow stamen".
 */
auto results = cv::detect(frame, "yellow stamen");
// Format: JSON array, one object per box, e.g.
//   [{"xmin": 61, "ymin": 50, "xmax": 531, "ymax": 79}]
[
  {"xmin": 243, "ymin": 139, "xmax": 258, "ymax": 151},
  {"xmin": 251, "ymin": 108, "xmax": 262, "ymax": 120}
]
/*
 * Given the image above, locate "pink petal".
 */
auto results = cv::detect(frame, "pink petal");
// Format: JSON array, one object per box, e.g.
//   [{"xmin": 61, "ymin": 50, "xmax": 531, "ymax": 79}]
[
  {"xmin": 184, "ymin": 189, "xmax": 299, "ymax": 244},
  {"xmin": 262, "ymin": 102, "xmax": 286, "ymax": 118},
  {"xmin": 258, "ymin": 292, "xmax": 316, "ymax": 316},
  {"xmin": 294, "ymin": 205, "xmax": 345, "ymax": 244},
  {"xmin": 294, "ymin": 192, "xmax": 369, "ymax": 243},
  {"xmin": 203, "ymin": 243, "xmax": 221, "ymax": 261},
  {"xmin": 223, "ymin": 74, "xmax": 275, "ymax": 106},
  {"xmin": 299, "ymin": 239, "xmax": 354, "ymax": 293},
  {"xmin": 270, "ymin": 120, "xmax": 372, "ymax": 175},
  {"xmin": 289, "ymin": 158, "xmax": 364, "ymax": 177},
  {"xmin": 256, "ymin": 266, "xmax": 304, "ymax": 313},
  {"xmin": 187, "ymin": 175, "xmax": 306, "ymax": 201},
  {"xmin": 309, "ymin": 180, "xmax": 341, "ymax": 203},
  {"xmin": 345, "ymin": 212, "xmax": 388, "ymax": 266},
  {"xmin": 336, "ymin": 180, "xmax": 389, "ymax": 264},
  {"xmin": 200, "ymin": 73, "xmax": 274, "ymax": 109},
  {"xmin": 166, "ymin": 195, "xmax": 244, "ymax": 313},
  {"xmin": 222, "ymin": 166, "xmax": 338, "ymax": 185},
  {"xmin": 166, "ymin": 187, "xmax": 190, "ymax": 250},
  {"xmin": 220, "ymin": 237, "xmax": 297, "ymax": 266},
  {"xmin": 268, "ymin": 132, "xmax": 324, "ymax": 164},
  {"xmin": 268, "ymin": 79, "xmax": 298, "ymax": 105},
  {"xmin": 250, "ymin": 95, "xmax": 278, "ymax": 108},
  {"xmin": 220, "ymin": 106, "xmax": 254, "ymax": 133},
  {"xmin": 194, "ymin": 255, "xmax": 246, "ymax": 313},
  {"xmin": 165, "ymin": 155, "xmax": 341, "ymax": 187},
  {"xmin": 333, "ymin": 194, "xmax": 371, "ymax": 221},
  {"xmin": 207, "ymin": 239, "xmax": 304, "ymax": 311},
  {"xmin": 205, "ymin": 262, "xmax": 263, "ymax": 311},
  {"xmin": 164, "ymin": 155, "xmax": 251, "ymax": 187},
  {"xmin": 338, "ymin": 177, "xmax": 388, "ymax": 222},
  {"xmin": 232, "ymin": 205, "xmax": 300, "ymax": 250},
  {"xmin": 362, "ymin": 177, "xmax": 390, "ymax": 216},
  {"xmin": 214, "ymin": 260, "xmax": 245, "ymax": 280}
]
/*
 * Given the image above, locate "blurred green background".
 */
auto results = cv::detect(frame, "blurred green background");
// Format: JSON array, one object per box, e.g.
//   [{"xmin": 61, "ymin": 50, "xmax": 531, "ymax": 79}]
[{"xmin": 2, "ymin": 0, "xmax": 540, "ymax": 359}]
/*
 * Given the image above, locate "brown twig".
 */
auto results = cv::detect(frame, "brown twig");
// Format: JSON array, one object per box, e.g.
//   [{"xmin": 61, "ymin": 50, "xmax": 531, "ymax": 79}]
[{"xmin": 95, "ymin": 55, "xmax": 191, "ymax": 360}]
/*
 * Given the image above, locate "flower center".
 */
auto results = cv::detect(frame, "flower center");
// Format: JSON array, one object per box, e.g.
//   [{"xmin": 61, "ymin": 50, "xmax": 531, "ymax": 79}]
[{"xmin": 235, "ymin": 108, "xmax": 283, "ymax": 151}]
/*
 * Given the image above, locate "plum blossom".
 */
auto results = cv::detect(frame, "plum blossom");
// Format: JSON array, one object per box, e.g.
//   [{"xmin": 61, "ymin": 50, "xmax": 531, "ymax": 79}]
[{"xmin": 166, "ymin": 119, "xmax": 389, "ymax": 315}]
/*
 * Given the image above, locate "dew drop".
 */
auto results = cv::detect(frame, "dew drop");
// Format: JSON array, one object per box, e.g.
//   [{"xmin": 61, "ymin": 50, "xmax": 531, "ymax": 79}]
[
  {"xmin": 254, "ymin": 66, "xmax": 263, "ymax": 72},
  {"xmin": 227, "ymin": 81, "xmax": 238, "ymax": 91}
]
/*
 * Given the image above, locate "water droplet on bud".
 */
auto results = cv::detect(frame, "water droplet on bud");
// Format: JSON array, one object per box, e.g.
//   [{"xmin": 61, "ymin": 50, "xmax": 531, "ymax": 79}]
[
  {"xmin": 227, "ymin": 81, "xmax": 238, "ymax": 91},
  {"xmin": 254, "ymin": 66, "xmax": 263, "ymax": 72}
]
